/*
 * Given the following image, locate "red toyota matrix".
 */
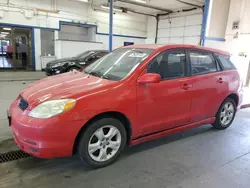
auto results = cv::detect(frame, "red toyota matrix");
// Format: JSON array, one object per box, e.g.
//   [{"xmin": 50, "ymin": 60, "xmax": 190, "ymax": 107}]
[{"xmin": 9, "ymin": 44, "xmax": 243, "ymax": 168}]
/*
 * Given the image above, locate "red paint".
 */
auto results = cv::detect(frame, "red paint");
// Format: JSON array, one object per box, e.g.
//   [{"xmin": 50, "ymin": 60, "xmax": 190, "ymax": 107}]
[{"xmin": 10, "ymin": 44, "xmax": 243, "ymax": 159}]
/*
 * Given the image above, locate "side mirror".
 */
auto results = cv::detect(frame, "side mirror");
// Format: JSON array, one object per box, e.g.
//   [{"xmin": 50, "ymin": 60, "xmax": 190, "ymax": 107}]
[{"xmin": 137, "ymin": 73, "xmax": 161, "ymax": 84}]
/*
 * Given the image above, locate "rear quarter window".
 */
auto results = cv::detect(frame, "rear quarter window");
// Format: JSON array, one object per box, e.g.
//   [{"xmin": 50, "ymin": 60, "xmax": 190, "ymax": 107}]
[{"xmin": 216, "ymin": 54, "xmax": 236, "ymax": 70}]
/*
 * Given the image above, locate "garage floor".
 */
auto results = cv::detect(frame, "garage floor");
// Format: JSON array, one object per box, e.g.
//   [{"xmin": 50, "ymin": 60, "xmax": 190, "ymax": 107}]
[{"xmin": 1, "ymin": 72, "xmax": 250, "ymax": 188}]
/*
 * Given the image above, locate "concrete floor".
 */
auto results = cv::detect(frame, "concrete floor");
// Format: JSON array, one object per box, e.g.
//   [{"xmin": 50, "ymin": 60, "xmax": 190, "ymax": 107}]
[{"xmin": 0, "ymin": 72, "xmax": 250, "ymax": 188}]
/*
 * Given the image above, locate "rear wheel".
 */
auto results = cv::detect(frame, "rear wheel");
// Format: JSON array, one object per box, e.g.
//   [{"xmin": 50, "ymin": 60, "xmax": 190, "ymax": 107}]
[
  {"xmin": 78, "ymin": 118, "xmax": 127, "ymax": 168},
  {"xmin": 212, "ymin": 98, "xmax": 236, "ymax": 130}
]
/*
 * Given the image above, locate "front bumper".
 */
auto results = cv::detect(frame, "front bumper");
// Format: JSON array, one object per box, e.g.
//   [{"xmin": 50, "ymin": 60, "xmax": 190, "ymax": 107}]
[
  {"xmin": 9, "ymin": 100, "xmax": 84, "ymax": 159},
  {"xmin": 45, "ymin": 66, "xmax": 66, "ymax": 76}
]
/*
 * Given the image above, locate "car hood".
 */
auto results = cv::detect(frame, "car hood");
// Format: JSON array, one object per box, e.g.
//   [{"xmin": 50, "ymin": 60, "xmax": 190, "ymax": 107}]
[
  {"xmin": 48, "ymin": 57, "xmax": 78, "ymax": 65},
  {"xmin": 20, "ymin": 71, "xmax": 114, "ymax": 107}
]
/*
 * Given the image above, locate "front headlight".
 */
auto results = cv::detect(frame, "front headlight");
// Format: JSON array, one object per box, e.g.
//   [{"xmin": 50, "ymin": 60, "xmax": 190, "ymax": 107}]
[
  {"xmin": 28, "ymin": 99, "xmax": 76, "ymax": 119},
  {"xmin": 52, "ymin": 62, "xmax": 64, "ymax": 68}
]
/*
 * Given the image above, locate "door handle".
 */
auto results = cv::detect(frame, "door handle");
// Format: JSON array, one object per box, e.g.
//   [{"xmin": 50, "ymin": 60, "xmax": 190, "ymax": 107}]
[
  {"xmin": 182, "ymin": 83, "xmax": 192, "ymax": 90},
  {"xmin": 217, "ymin": 78, "xmax": 223, "ymax": 83}
]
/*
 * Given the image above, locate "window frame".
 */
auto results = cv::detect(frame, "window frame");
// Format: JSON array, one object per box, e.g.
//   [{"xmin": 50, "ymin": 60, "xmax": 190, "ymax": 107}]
[
  {"xmin": 146, "ymin": 48, "xmax": 188, "ymax": 81},
  {"xmin": 187, "ymin": 49, "xmax": 221, "ymax": 77}
]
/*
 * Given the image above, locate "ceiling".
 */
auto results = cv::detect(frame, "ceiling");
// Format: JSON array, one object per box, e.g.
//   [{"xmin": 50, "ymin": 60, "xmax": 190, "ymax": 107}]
[{"xmin": 91, "ymin": 0, "xmax": 204, "ymax": 15}]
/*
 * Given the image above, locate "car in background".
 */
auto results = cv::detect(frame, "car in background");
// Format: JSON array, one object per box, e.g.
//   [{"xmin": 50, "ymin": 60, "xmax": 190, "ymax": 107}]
[
  {"xmin": 9, "ymin": 44, "xmax": 243, "ymax": 169},
  {"xmin": 45, "ymin": 50, "xmax": 109, "ymax": 76}
]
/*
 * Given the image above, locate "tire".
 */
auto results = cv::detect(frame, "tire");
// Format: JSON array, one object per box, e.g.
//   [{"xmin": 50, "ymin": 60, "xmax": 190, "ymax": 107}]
[
  {"xmin": 212, "ymin": 98, "xmax": 236, "ymax": 130},
  {"xmin": 78, "ymin": 118, "xmax": 127, "ymax": 168},
  {"xmin": 67, "ymin": 67, "xmax": 80, "ymax": 72}
]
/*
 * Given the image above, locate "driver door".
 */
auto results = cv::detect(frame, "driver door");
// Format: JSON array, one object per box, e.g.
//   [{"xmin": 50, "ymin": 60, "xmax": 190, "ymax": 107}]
[{"xmin": 137, "ymin": 49, "xmax": 193, "ymax": 135}]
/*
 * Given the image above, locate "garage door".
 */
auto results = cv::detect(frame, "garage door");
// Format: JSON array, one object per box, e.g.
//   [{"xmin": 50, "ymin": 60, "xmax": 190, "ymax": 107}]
[{"xmin": 157, "ymin": 10, "xmax": 203, "ymax": 45}]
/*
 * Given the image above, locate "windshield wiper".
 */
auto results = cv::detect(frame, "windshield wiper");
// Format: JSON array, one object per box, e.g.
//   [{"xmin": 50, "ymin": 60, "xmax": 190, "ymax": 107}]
[
  {"xmin": 85, "ymin": 69, "xmax": 110, "ymax": 80},
  {"xmin": 88, "ymin": 71, "xmax": 102, "ymax": 78}
]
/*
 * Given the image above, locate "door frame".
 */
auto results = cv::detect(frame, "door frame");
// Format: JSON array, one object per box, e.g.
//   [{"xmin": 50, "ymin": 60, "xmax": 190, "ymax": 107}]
[{"xmin": 0, "ymin": 23, "xmax": 35, "ymax": 71}]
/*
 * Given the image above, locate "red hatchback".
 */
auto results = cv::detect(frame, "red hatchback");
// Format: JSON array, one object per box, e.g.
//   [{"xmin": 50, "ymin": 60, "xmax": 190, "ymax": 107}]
[{"xmin": 9, "ymin": 44, "xmax": 243, "ymax": 168}]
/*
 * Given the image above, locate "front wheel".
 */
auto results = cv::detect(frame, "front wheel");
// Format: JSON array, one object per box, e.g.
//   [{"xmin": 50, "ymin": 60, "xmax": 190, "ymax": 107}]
[
  {"xmin": 67, "ymin": 67, "xmax": 80, "ymax": 72},
  {"xmin": 212, "ymin": 98, "xmax": 236, "ymax": 130},
  {"xmin": 78, "ymin": 118, "xmax": 127, "ymax": 168}
]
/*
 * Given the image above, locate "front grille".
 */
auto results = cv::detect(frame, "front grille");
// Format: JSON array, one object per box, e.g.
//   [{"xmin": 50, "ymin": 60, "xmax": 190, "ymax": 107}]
[{"xmin": 18, "ymin": 97, "xmax": 29, "ymax": 111}]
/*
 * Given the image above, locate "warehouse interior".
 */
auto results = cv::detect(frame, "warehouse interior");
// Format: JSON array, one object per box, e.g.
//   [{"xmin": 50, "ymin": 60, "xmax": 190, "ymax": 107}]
[{"xmin": 0, "ymin": 0, "xmax": 250, "ymax": 187}]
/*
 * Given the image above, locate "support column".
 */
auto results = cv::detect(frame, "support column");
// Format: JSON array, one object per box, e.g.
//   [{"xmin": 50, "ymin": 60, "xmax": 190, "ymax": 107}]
[
  {"xmin": 201, "ymin": 0, "xmax": 211, "ymax": 46},
  {"xmin": 109, "ymin": 0, "xmax": 113, "ymax": 52}
]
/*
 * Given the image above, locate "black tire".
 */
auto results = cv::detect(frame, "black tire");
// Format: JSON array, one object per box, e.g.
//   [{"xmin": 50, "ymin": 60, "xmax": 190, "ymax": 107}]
[
  {"xmin": 78, "ymin": 118, "xmax": 127, "ymax": 169},
  {"xmin": 212, "ymin": 98, "xmax": 236, "ymax": 130},
  {"xmin": 67, "ymin": 67, "xmax": 80, "ymax": 72}
]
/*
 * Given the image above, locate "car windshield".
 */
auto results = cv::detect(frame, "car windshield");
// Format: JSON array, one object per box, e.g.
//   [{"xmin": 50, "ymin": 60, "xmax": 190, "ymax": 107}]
[
  {"xmin": 83, "ymin": 48, "xmax": 153, "ymax": 81},
  {"xmin": 76, "ymin": 51, "xmax": 95, "ymax": 59}
]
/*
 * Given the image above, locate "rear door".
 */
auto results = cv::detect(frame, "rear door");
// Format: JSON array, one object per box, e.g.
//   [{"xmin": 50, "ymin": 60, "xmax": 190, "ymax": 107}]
[{"xmin": 187, "ymin": 50, "xmax": 228, "ymax": 123}]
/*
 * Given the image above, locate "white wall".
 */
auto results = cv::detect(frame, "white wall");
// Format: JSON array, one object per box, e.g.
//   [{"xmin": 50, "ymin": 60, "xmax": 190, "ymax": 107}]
[
  {"xmin": 207, "ymin": 0, "xmax": 230, "ymax": 39},
  {"xmin": 156, "ymin": 9, "xmax": 203, "ymax": 45}
]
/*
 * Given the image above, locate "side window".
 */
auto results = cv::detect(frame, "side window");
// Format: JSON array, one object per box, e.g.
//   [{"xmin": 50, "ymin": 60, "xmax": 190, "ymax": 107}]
[
  {"xmin": 147, "ymin": 50, "xmax": 185, "ymax": 80},
  {"xmin": 189, "ymin": 51, "xmax": 217, "ymax": 75},
  {"xmin": 216, "ymin": 54, "xmax": 236, "ymax": 70}
]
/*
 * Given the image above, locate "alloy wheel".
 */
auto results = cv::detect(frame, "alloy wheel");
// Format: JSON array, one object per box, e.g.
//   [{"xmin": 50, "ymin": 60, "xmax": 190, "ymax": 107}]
[
  {"xmin": 88, "ymin": 125, "xmax": 122, "ymax": 162},
  {"xmin": 220, "ymin": 102, "xmax": 235, "ymax": 126}
]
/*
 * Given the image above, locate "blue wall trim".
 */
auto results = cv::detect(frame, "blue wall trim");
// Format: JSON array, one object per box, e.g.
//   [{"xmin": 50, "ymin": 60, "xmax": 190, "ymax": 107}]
[
  {"xmin": 201, "ymin": 0, "xmax": 211, "ymax": 46},
  {"xmin": 205, "ymin": 37, "xmax": 226, "ymax": 42}
]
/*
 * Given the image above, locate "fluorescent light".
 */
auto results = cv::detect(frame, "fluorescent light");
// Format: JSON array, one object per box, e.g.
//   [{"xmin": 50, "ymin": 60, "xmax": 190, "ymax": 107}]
[
  {"xmin": 133, "ymin": 0, "xmax": 147, "ymax": 3},
  {"xmin": 1, "ymin": 32, "xmax": 9, "ymax": 34},
  {"xmin": 101, "ymin": 5, "xmax": 122, "ymax": 12},
  {"xmin": 71, "ymin": 0, "xmax": 88, "ymax": 2},
  {"xmin": 3, "ymin": 28, "xmax": 11, "ymax": 31}
]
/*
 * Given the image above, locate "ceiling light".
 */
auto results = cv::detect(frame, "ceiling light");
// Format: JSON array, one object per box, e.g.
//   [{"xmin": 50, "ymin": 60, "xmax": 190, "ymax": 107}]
[
  {"xmin": 132, "ymin": 0, "xmax": 147, "ymax": 3},
  {"xmin": 3, "ymin": 28, "xmax": 11, "ymax": 31},
  {"xmin": 71, "ymin": 0, "xmax": 89, "ymax": 2},
  {"xmin": 101, "ymin": 5, "xmax": 122, "ymax": 12},
  {"xmin": 1, "ymin": 32, "xmax": 9, "ymax": 34}
]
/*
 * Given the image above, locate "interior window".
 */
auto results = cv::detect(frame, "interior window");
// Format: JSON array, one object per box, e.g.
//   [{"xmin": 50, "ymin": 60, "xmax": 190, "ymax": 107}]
[
  {"xmin": 147, "ymin": 50, "xmax": 185, "ymax": 80},
  {"xmin": 216, "ymin": 54, "xmax": 236, "ymax": 70},
  {"xmin": 189, "ymin": 51, "xmax": 217, "ymax": 75}
]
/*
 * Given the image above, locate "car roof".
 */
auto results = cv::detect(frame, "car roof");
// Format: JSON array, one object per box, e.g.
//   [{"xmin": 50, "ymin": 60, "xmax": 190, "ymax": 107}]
[{"xmin": 122, "ymin": 44, "xmax": 229, "ymax": 56}]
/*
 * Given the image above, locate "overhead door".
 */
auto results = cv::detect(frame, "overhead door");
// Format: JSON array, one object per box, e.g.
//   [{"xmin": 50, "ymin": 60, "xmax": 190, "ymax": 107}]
[{"xmin": 157, "ymin": 10, "xmax": 203, "ymax": 45}]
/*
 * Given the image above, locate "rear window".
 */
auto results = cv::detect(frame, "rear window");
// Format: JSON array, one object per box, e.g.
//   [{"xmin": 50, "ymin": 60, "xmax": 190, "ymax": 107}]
[{"xmin": 216, "ymin": 54, "xmax": 236, "ymax": 70}]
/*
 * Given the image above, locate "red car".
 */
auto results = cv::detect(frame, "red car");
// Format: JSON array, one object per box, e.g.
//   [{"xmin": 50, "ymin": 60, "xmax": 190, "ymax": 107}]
[{"xmin": 9, "ymin": 44, "xmax": 243, "ymax": 168}]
